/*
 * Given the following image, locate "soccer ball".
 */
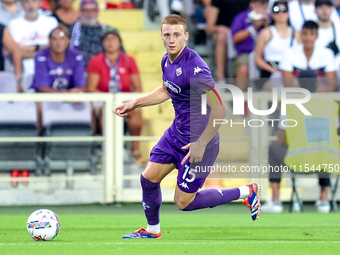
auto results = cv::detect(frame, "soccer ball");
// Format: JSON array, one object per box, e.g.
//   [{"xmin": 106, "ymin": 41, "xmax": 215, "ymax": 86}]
[{"xmin": 27, "ymin": 209, "xmax": 61, "ymax": 241}]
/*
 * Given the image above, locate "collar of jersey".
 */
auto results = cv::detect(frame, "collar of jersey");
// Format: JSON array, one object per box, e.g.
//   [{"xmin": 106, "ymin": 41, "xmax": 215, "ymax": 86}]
[{"xmin": 170, "ymin": 45, "xmax": 189, "ymax": 65}]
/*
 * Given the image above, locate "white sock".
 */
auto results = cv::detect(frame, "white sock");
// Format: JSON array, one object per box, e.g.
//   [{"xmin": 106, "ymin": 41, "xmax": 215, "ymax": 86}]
[
  {"xmin": 238, "ymin": 186, "xmax": 250, "ymax": 199},
  {"xmin": 146, "ymin": 223, "xmax": 160, "ymax": 234}
]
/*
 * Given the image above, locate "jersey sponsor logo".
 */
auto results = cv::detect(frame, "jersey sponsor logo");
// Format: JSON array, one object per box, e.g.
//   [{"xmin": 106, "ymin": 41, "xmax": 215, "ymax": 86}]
[
  {"xmin": 176, "ymin": 67, "xmax": 182, "ymax": 77},
  {"xmin": 164, "ymin": 80, "xmax": 181, "ymax": 93},
  {"xmin": 37, "ymin": 56, "xmax": 47, "ymax": 62},
  {"xmin": 179, "ymin": 182, "xmax": 189, "ymax": 189},
  {"xmin": 194, "ymin": 66, "xmax": 203, "ymax": 75},
  {"xmin": 75, "ymin": 55, "xmax": 83, "ymax": 61},
  {"xmin": 142, "ymin": 202, "xmax": 150, "ymax": 210},
  {"xmin": 49, "ymin": 68, "xmax": 73, "ymax": 76}
]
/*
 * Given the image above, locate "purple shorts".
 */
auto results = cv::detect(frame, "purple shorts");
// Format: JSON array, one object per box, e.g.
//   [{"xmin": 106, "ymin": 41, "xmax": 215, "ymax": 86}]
[{"xmin": 149, "ymin": 133, "xmax": 219, "ymax": 193}]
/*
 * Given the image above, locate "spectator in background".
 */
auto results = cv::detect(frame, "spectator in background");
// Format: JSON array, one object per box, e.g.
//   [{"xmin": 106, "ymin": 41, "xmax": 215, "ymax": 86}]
[
  {"xmin": 314, "ymin": 0, "xmax": 340, "ymax": 70},
  {"xmin": 334, "ymin": 0, "xmax": 340, "ymax": 15},
  {"xmin": 30, "ymin": 25, "xmax": 86, "ymax": 133},
  {"xmin": 31, "ymin": 25, "xmax": 85, "ymax": 93},
  {"xmin": 261, "ymin": 81, "xmax": 338, "ymax": 214},
  {"xmin": 0, "ymin": 23, "xmax": 22, "ymax": 84},
  {"xmin": 205, "ymin": 0, "xmax": 249, "ymax": 83},
  {"xmin": 255, "ymin": 1, "xmax": 298, "ymax": 89},
  {"xmin": 8, "ymin": 0, "xmax": 58, "ymax": 75},
  {"xmin": 288, "ymin": 0, "xmax": 340, "ymax": 32},
  {"xmin": 41, "ymin": 0, "xmax": 56, "ymax": 13},
  {"xmin": 231, "ymin": 0, "xmax": 269, "ymax": 91},
  {"xmin": 0, "ymin": 0, "xmax": 24, "ymax": 26},
  {"xmin": 279, "ymin": 21, "xmax": 337, "ymax": 91},
  {"xmin": 52, "ymin": 0, "xmax": 79, "ymax": 34},
  {"xmin": 70, "ymin": 0, "xmax": 121, "ymax": 67},
  {"xmin": 86, "ymin": 28, "xmax": 145, "ymax": 165}
]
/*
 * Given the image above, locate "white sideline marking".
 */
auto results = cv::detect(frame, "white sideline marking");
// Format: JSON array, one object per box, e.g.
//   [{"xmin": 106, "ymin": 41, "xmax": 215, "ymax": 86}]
[{"xmin": 0, "ymin": 241, "xmax": 339, "ymax": 246}]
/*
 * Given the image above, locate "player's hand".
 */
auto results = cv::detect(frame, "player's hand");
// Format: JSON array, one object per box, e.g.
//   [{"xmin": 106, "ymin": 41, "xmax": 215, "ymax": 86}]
[
  {"xmin": 181, "ymin": 142, "xmax": 206, "ymax": 165},
  {"xmin": 114, "ymin": 101, "xmax": 136, "ymax": 117}
]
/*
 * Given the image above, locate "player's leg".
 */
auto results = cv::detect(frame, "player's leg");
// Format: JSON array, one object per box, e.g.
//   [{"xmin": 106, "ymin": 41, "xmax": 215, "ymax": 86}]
[
  {"xmin": 122, "ymin": 161, "xmax": 175, "ymax": 239},
  {"xmin": 175, "ymin": 181, "xmax": 261, "ymax": 220},
  {"xmin": 141, "ymin": 161, "xmax": 175, "ymax": 231},
  {"xmin": 174, "ymin": 184, "xmax": 241, "ymax": 210},
  {"xmin": 175, "ymin": 144, "xmax": 261, "ymax": 220}
]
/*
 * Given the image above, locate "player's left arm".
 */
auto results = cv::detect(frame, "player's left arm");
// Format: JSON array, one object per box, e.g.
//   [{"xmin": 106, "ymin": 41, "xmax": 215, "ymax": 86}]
[{"xmin": 181, "ymin": 91, "xmax": 228, "ymax": 164}]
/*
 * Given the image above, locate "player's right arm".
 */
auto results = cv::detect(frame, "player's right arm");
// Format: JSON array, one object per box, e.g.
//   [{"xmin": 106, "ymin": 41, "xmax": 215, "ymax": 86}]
[{"xmin": 114, "ymin": 82, "xmax": 170, "ymax": 117}]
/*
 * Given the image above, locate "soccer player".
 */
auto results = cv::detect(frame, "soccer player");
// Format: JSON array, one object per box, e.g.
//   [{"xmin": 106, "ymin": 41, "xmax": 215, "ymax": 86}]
[{"xmin": 115, "ymin": 14, "xmax": 261, "ymax": 239}]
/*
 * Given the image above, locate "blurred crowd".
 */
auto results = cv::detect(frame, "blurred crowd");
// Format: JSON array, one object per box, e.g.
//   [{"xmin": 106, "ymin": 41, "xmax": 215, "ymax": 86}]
[{"xmin": 186, "ymin": 0, "xmax": 340, "ymax": 91}]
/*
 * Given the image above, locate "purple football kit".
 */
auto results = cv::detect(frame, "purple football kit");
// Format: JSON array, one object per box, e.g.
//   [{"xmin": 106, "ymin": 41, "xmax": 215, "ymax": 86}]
[
  {"xmin": 122, "ymin": 45, "xmax": 261, "ymax": 239},
  {"xmin": 31, "ymin": 48, "xmax": 86, "ymax": 91},
  {"xmin": 149, "ymin": 46, "xmax": 219, "ymax": 193}
]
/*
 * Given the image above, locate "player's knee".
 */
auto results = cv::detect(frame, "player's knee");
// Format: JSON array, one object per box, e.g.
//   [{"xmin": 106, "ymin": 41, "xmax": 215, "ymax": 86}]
[{"xmin": 174, "ymin": 196, "xmax": 192, "ymax": 210}]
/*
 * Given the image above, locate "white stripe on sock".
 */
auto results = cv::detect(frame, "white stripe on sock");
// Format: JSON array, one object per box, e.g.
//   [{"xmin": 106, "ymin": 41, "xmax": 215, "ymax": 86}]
[
  {"xmin": 238, "ymin": 186, "xmax": 250, "ymax": 199},
  {"xmin": 146, "ymin": 223, "xmax": 160, "ymax": 234}
]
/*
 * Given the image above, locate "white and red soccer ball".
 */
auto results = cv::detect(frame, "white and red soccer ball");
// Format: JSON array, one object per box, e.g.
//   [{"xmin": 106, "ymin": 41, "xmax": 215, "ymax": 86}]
[{"xmin": 27, "ymin": 209, "xmax": 61, "ymax": 241}]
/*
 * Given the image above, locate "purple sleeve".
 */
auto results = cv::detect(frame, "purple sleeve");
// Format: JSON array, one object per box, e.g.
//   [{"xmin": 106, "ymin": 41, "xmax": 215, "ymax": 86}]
[
  {"xmin": 31, "ymin": 54, "xmax": 50, "ymax": 91},
  {"xmin": 186, "ymin": 54, "xmax": 215, "ymax": 95},
  {"xmin": 231, "ymin": 11, "xmax": 247, "ymax": 36},
  {"xmin": 72, "ymin": 52, "xmax": 86, "ymax": 87}
]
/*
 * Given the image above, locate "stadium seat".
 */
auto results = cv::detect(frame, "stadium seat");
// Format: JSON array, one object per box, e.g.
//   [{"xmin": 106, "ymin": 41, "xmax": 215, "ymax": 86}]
[
  {"xmin": 22, "ymin": 73, "xmax": 34, "ymax": 92},
  {"xmin": 0, "ymin": 72, "xmax": 18, "ymax": 92},
  {"xmin": 0, "ymin": 72, "xmax": 41, "ymax": 174},
  {"xmin": 98, "ymin": 10, "xmax": 144, "ymax": 30},
  {"xmin": 41, "ymin": 102, "xmax": 98, "ymax": 187}
]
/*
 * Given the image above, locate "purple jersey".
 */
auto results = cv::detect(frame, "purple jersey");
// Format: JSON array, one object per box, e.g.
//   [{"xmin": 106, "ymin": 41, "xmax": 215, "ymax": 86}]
[
  {"xmin": 161, "ymin": 46, "xmax": 219, "ymax": 147},
  {"xmin": 231, "ymin": 8, "xmax": 255, "ymax": 56},
  {"xmin": 31, "ymin": 48, "xmax": 85, "ymax": 91}
]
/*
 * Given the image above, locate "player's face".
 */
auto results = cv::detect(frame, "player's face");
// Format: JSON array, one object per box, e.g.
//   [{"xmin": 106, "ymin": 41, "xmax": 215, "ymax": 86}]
[
  {"xmin": 301, "ymin": 28, "xmax": 318, "ymax": 49},
  {"xmin": 49, "ymin": 29, "xmax": 70, "ymax": 55},
  {"xmin": 102, "ymin": 34, "xmax": 121, "ymax": 54},
  {"xmin": 161, "ymin": 24, "xmax": 189, "ymax": 59},
  {"xmin": 315, "ymin": 5, "xmax": 332, "ymax": 23}
]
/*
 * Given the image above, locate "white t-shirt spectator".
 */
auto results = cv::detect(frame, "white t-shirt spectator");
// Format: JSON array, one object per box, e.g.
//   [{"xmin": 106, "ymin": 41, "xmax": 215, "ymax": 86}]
[
  {"xmin": 315, "ymin": 24, "xmax": 340, "ymax": 69},
  {"xmin": 288, "ymin": 1, "xmax": 340, "ymax": 31},
  {"xmin": 279, "ymin": 44, "xmax": 336, "ymax": 73},
  {"xmin": 8, "ymin": 14, "xmax": 58, "ymax": 75}
]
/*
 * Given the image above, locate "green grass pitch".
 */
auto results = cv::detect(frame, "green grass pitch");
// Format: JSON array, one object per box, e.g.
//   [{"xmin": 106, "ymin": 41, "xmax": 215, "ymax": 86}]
[{"xmin": 0, "ymin": 203, "xmax": 339, "ymax": 255}]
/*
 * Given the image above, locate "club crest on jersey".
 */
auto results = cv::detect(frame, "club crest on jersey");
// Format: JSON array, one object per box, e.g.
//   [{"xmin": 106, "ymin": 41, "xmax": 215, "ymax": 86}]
[{"xmin": 176, "ymin": 67, "xmax": 182, "ymax": 77}]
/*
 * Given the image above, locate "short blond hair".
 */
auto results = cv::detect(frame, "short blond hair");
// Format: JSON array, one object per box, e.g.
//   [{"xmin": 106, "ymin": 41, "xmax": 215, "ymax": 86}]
[{"xmin": 161, "ymin": 14, "xmax": 187, "ymax": 33}]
